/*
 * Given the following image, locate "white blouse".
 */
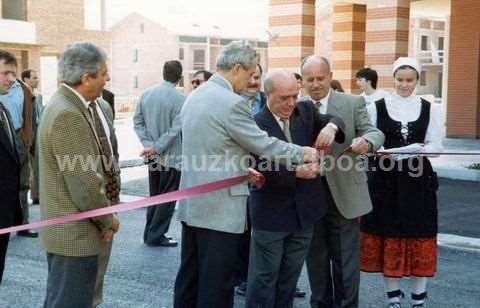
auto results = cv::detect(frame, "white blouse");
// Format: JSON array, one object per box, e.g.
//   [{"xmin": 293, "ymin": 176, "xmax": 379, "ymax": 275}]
[
  {"xmin": 366, "ymin": 92, "xmax": 445, "ymax": 158},
  {"xmin": 361, "ymin": 89, "xmax": 390, "ymax": 107}
]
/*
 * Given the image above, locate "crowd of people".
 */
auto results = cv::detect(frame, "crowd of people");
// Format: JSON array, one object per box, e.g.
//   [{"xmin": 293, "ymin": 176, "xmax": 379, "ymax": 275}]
[{"xmin": 0, "ymin": 38, "xmax": 444, "ymax": 308}]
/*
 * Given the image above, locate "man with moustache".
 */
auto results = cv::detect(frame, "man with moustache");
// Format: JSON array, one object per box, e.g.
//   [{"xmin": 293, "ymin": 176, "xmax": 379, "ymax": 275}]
[
  {"xmin": 39, "ymin": 42, "xmax": 120, "ymax": 307},
  {"xmin": 241, "ymin": 63, "xmax": 266, "ymax": 115},
  {"xmin": 173, "ymin": 40, "xmax": 319, "ymax": 308},
  {"xmin": 302, "ymin": 56, "xmax": 384, "ymax": 308}
]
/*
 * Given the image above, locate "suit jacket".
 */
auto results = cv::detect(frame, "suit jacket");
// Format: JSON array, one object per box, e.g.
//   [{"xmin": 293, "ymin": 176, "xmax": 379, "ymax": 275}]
[
  {"xmin": 312, "ymin": 90, "xmax": 385, "ymax": 219},
  {"xmin": 177, "ymin": 73, "xmax": 304, "ymax": 234},
  {"xmin": 18, "ymin": 80, "xmax": 33, "ymax": 146},
  {"xmin": 0, "ymin": 103, "xmax": 22, "ymax": 228},
  {"xmin": 133, "ymin": 81, "xmax": 185, "ymax": 168},
  {"xmin": 250, "ymin": 101, "xmax": 345, "ymax": 232},
  {"xmin": 102, "ymin": 89, "xmax": 115, "ymax": 119},
  {"xmin": 38, "ymin": 85, "xmax": 114, "ymax": 257},
  {"xmin": 31, "ymin": 92, "xmax": 43, "ymax": 154}
]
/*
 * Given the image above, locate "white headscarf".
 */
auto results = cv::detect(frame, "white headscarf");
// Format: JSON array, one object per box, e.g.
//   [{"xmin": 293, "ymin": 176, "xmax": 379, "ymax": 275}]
[{"xmin": 392, "ymin": 57, "xmax": 421, "ymax": 76}]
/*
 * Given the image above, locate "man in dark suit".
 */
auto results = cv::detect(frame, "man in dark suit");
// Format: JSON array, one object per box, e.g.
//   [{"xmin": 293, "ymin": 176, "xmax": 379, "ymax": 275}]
[
  {"xmin": 0, "ymin": 52, "xmax": 23, "ymax": 284},
  {"xmin": 245, "ymin": 69, "xmax": 345, "ymax": 308}
]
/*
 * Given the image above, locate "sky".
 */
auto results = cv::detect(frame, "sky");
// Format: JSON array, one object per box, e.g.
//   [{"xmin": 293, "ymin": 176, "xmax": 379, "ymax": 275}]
[{"xmin": 107, "ymin": 0, "xmax": 270, "ymax": 40}]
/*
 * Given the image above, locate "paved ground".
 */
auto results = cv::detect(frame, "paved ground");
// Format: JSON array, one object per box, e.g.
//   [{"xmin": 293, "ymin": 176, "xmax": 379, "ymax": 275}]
[
  {"xmin": 1, "ymin": 169, "xmax": 478, "ymax": 307},
  {"xmin": 122, "ymin": 169, "xmax": 480, "ymax": 238},
  {"xmin": 1, "ymin": 207, "xmax": 479, "ymax": 307}
]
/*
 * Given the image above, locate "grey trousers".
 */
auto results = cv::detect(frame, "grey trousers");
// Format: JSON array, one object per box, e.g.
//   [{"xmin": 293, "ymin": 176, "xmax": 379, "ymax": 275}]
[
  {"xmin": 246, "ymin": 227, "xmax": 313, "ymax": 308},
  {"xmin": 306, "ymin": 181, "xmax": 360, "ymax": 308},
  {"xmin": 14, "ymin": 131, "xmax": 30, "ymax": 224},
  {"xmin": 43, "ymin": 253, "xmax": 98, "ymax": 308},
  {"xmin": 30, "ymin": 144, "xmax": 39, "ymax": 201},
  {"xmin": 93, "ymin": 240, "xmax": 113, "ymax": 308}
]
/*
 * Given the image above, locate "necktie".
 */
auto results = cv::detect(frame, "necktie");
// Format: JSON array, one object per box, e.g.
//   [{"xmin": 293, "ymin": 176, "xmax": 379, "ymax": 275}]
[
  {"xmin": 280, "ymin": 118, "xmax": 292, "ymax": 143},
  {"xmin": 314, "ymin": 101, "xmax": 323, "ymax": 113},
  {"xmin": 0, "ymin": 108, "xmax": 14, "ymax": 147},
  {"xmin": 247, "ymin": 97, "xmax": 254, "ymax": 111},
  {"xmin": 88, "ymin": 101, "xmax": 119, "ymax": 202}
]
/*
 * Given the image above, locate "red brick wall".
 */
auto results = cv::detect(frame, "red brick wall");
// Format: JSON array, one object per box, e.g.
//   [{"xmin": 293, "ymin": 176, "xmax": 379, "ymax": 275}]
[{"xmin": 447, "ymin": 0, "xmax": 480, "ymax": 138}]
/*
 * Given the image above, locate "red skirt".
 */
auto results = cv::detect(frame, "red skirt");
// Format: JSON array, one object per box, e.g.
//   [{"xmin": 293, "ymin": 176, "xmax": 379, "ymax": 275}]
[{"xmin": 360, "ymin": 232, "xmax": 437, "ymax": 277}]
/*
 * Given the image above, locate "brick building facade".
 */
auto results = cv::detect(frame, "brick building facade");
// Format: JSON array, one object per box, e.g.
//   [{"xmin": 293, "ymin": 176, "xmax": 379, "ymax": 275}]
[
  {"xmin": 0, "ymin": 0, "xmax": 109, "ymax": 100},
  {"xmin": 268, "ymin": 0, "xmax": 480, "ymax": 138},
  {"xmin": 110, "ymin": 13, "xmax": 268, "ymax": 109}
]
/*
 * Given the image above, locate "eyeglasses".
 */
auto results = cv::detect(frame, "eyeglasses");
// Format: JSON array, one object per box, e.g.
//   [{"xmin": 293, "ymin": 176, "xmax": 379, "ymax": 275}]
[{"xmin": 191, "ymin": 79, "xmax": 201, "ymax": 86}]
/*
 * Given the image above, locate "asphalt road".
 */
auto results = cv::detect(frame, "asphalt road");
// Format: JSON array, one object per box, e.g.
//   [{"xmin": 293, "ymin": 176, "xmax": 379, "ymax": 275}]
[{"xmin": 1, "ymin": 176, "xmax": 478, "ymax": 307}]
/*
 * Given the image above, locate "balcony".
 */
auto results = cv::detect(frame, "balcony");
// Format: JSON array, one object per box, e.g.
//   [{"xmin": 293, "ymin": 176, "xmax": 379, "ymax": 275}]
[{"xmin": 0, "ymin": 19, "xmax": 37, "ymax": 45}]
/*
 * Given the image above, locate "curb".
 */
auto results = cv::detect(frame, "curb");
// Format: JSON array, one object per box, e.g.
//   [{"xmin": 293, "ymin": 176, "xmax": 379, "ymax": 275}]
[
  {"xmin": 119, "ymin": 159, "xmax": 144, "ymax": 169},
  {"xmin": 438, "ymin": 234, "xmax": 480, "ymax": 252},
  {"xmin": 434, "ymin": 165, "xmax": 480, "ymax": 182}
]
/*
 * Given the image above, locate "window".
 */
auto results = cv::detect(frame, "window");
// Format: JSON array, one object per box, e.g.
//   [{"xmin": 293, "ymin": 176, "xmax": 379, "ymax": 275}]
[
  {"xmin": 133, "ymin": 49, "xmax": 139, "ymax": 63},
  {"xmin": 2, "ymin": 0, "xmax": 27, "ymax": 20},
  {"xmin": 140, "ymin": 23, "xmax": 145, "ymax": 34},
  {"xmin": 420, "ymin": 71, "xmax": 427, "ymax": 86},
  {"xmin": 438, "ymin": 37, "xmax": 444, "ymax": 51},
  {"xmin": 193, "ymin": 49, "xmax": 206, "ymax": 70},
  {"xmin": 133, "ymin": 76, "xmax": 139, "ymax": 89},
  {"xmin": 421, "ymin": 36, "xmax": 429, "ymax": 51},
  {"xmin": 179, "ymin": 48, "xmax": 184, "ymax": 60}
]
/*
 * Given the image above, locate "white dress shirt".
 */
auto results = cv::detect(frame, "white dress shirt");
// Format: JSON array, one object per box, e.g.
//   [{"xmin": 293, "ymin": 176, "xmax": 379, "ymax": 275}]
[
  {"xmin": 63, "ymin": 83, "xmax": 113, "ymax": 153},
  {"xmin": 366, "ymin": 91, "xmax": 444, "ymax": 157},
  {"xmin": 361, "ymin": 89, "xmax": 390, "ymax": 107},
  {"xmin": 307, "ymin": 89, "xmax": 331, "ymax": 115}
]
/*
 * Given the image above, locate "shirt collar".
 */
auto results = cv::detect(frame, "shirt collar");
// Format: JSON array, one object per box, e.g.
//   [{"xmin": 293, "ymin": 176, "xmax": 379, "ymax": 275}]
[
  {"xmin": 63, "ymin": 83, "xmax": 91, "ymax": 109},
  {"xmin": 307, "ymin": 88, "xmax": 331, "ymax": 108}
]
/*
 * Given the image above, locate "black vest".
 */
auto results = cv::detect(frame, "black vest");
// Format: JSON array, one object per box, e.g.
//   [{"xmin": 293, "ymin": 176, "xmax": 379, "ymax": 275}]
[{"xmin": 362, "ymin": 99, "xmax": 439, "ymax": 238}]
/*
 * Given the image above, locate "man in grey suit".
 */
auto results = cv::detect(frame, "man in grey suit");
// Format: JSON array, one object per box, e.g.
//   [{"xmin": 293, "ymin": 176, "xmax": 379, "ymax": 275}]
[
  {"xmin": 302, "ymin": 56, "xmax": 384, "ymax": 308},
  {"xmin": 133, "ymin": 60, "xmax": 185, "ymax": 247},
  {"xmin": 173, "ymin": 41, "xmax": 319, "ymax": 308}
]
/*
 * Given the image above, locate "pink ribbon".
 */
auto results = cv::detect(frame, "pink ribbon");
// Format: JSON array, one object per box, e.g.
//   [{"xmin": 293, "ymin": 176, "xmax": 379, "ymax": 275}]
[{"xmin": 0, "ymin": 175, "xmax": 248, "ymax": 235}]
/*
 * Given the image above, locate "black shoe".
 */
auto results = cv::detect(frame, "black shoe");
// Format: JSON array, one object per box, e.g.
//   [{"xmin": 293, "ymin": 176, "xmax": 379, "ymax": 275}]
[
  {"xmin": 294, "ymin": 287, "xmax": 306, "ymax": 298},
  {"xmin": 236, "ymin": 282, "xmax": 247, "ymax": 296},
  {"xmin": 17, "ymin": 230, "xmax": 38, "ymax": 238},
  {"xmin": 158, "ymin": 238, "xmax": 178, "ymax": 247}
]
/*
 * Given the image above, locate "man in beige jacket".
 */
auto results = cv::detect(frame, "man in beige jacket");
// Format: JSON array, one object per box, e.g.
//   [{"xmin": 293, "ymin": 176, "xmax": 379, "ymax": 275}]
[{"xmin": 38, "ymin": 42, "xmax": 119, "ymax": 308}]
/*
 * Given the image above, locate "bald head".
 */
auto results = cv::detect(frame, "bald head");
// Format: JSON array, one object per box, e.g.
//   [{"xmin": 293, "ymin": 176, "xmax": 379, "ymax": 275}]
[
  {"xmin": 264, "ymin": 69, "xmax": 297, "ymax": 94},
  {"xmin": 300, "ymin": 55, "xmax": 333, "ymax": 101},
  {"xmin": 264, "ymin": 69, "xmax": 299, "ymax": 119},
  {"xmin": 301, "ymin": 55, "xmax": 331, "ymax": 75}
]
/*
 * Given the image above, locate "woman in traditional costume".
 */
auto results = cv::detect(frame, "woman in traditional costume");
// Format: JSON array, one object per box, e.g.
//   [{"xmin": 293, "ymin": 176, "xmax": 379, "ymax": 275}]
[{"xmin": 360, "ymin": 57, "xmax": 444, "ymax": 308}]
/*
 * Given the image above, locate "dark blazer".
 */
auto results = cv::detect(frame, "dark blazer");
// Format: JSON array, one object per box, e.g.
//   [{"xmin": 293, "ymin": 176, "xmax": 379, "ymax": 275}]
[
  {"xmin": 102, "ymin": 89, "xmax": 115, "ymax": 119},
  {"xmin": 0, "ymin": 103, "xmax": 22, "ymax": 228},
  {"xmin": 249, "ymin": 100, "xmax": 345, "ymax": 233}
]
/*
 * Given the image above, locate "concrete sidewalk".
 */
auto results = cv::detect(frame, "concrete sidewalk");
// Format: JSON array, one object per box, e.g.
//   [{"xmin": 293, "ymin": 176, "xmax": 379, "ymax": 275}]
[{"xmin": 430, "ymin": 138, "xmax": 480, "ymax": 181}]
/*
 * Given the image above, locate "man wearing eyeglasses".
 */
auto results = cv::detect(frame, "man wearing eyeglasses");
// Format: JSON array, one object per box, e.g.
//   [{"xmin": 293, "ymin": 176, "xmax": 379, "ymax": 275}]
[{"xmin": 191, "ymin": 70, "xmax": 212, "ymax": 90}]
